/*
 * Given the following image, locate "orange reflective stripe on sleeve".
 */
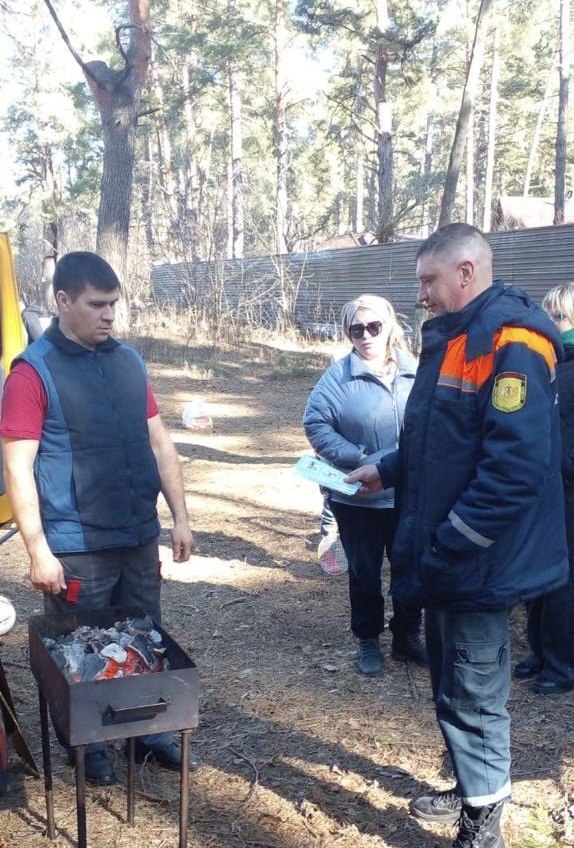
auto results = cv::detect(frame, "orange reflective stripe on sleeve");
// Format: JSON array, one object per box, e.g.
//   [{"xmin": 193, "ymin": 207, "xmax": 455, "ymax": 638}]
[
  {"xmin": 494, "ymin": 327, "xmax": 557, "ymax": 379},
  {"xmin": 438, "ymin": 326, "xmax": 557, "ymax": 394}
]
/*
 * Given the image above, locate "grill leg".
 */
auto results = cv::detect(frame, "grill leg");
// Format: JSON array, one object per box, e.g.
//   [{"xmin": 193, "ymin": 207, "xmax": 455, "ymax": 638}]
[
  {"xmin": 127, "ymin": 737, "xmax": 135, "ymax": 825},
  {"xmin": 179, "ymin": 730, "xmax": 190, "ymax": 848},
  {"xmin": 74, "ymin": 746, "xmax": 87, "ymax": 848},
  {"xmin": 38, "ymin": 691, "xmax": 56, "ymax": 839}
]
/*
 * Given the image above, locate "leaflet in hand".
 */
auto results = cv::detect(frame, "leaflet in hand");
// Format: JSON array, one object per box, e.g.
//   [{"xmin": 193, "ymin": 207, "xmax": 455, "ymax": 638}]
[{"xmin": 294, "ymin": 455, "xmax": 361, "ymax": 496}]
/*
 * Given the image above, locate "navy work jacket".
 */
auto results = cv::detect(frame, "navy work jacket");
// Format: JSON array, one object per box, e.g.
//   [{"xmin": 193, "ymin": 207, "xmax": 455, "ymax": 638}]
[{"xmin": 380, "ymin": 281, "xmax": 569, "ymax": 612}]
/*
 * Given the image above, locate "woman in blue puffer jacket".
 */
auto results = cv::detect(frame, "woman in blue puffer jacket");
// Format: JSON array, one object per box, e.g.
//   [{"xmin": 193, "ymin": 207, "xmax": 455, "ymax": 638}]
[{"xmin": 303, "ymin": 294, "xmax": 426, "ymax": 675}]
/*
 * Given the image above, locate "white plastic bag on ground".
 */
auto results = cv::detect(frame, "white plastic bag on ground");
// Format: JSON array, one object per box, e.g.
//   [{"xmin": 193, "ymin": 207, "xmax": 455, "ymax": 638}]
[{"xmin": 182, "ymin": 398, "xmax": 213, "ymax": 431}]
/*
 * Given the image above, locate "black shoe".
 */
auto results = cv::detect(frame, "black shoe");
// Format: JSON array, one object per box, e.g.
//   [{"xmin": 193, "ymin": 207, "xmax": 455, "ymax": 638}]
[
  {"xmin": 134, "ymin": 738, "xmax": 199, "ymax": 772},
  {"xmin": 531, "ymin": 674, "xmax": 574, "ymax": 695},
  {"xmin": 453, "ymin": 801, "xmax": 505, "ymax": 848},
  {"xmin": 357, "ymin": 638, "xmax": 383, "ymax": 675},
  {"xmin": 391, "ymin": 634, "xmax": 428, "ymax": 666},
  {"xmin": 513, "ymin": 654, "xmax": 542, "ymax": 680},
  {"xmin": 83, "ymin": 750, "xmax": 118, "ymax": 786},
  {"xmin": 410, "ymin": 786, "xmax": 462, "ymax": 823}
]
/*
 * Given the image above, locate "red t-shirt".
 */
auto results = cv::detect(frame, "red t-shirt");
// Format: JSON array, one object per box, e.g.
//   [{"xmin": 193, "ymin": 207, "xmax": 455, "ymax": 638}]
[{"xmin": 0, "ymin": 361, "xmax": 159, "ymax": 440}]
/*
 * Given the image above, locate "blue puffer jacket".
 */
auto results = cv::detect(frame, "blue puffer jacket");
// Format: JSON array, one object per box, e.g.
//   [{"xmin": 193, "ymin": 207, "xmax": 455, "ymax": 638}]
[
  {"xmin": 17, "ymin": 320, "xmax": 161, "ymax": 554},
  {"xmin": 379, "ymin": 281, "xmax": 569, "ymax": 611},
  {"xmin": 303, "ymin": 347, "xmax": 416, "ymax": 508}
]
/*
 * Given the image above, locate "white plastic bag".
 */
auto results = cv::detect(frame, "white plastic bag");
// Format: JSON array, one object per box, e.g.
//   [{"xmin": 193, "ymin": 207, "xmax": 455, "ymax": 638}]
[{"xmin": 182, "ymin": 398, "xmax": 213, "ymax": 431}]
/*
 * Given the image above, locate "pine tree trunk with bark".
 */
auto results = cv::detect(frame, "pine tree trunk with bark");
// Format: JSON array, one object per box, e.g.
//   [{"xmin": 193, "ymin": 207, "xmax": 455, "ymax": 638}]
[
  {"xmin": 554, "ymin": 0, "xmax": 570, "ymax": 225},
  {"xmin": 42, "ymin": 0, "xmax": 151, "ymax": 287},
  {"xmin": 438, "ymin": 0, "xmax": 495, "ymax": 227}
]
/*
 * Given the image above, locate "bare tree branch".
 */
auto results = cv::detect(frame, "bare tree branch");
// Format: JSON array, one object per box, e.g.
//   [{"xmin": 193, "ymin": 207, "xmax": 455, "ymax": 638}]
[{"xmin": 41, "ymin": 0, "xmax": 100, "ymax": 87}]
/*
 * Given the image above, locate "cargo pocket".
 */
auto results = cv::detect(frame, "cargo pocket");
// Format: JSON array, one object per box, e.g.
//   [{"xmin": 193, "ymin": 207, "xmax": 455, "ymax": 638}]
[{"xmin": 451, "ymin": 640, "xmax": 508, "ymax": 709}]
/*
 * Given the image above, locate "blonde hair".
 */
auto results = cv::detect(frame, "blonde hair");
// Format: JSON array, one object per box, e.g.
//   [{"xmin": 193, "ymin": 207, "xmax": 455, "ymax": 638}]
[
  {"xmin": 542, "ymin": 283, "xmax": 574, "ymax": 322},
  {"xmin": 341, "ymin": 294, "xmax": 408, "ymax": 355}
]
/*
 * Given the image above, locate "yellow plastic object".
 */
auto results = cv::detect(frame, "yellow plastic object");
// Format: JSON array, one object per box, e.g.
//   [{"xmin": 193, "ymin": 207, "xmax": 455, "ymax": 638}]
[{"xmin": 0, "ymin": 233, "xmax": 26, "ymax": 523}]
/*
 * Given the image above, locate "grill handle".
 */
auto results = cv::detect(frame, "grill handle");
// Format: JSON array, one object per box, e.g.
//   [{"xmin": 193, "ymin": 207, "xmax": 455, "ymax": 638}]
[{"xmin": 102, "ymin": 697, "xmax": 169, "ymax": 725}]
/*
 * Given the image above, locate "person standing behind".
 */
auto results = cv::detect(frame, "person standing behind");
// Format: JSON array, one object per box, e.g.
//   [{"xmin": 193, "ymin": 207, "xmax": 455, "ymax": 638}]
[
  {"xmin": 347, "ymin": 225, "xmax": 568, "ymax": 848},
  {"xmin": 304, "ymin": 294, "xmax": 426, "ymax": 676},
  {"xmin": 512, "ymin": 283, "xmax": 574, "ymax": 694},
  {"xmin": 0, "ymin": 251, "xmax": 194, "ymax": 786}
]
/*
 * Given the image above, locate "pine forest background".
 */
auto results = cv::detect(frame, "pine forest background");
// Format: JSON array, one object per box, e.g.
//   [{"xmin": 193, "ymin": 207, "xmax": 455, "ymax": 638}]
[{"xmin": 0, "ymin": 0, "xmax": 572, "ymax": 320}]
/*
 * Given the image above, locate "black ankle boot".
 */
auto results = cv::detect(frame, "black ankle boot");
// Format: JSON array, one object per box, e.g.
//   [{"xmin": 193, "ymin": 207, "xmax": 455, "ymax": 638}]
[
  {"xmin": 391, "ymin": 633, "xmax": 428, "ymax": 666},
  {"xmin": 357, "ymin": 638, "xmax": 383, "ymax": 675},
  {"xmin": 452, "ymin": 801, "xmax": 505, "ymax": 848}
]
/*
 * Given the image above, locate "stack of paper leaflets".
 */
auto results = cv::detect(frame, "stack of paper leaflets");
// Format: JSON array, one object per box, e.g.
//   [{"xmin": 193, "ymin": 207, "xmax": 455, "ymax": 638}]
[{"xmin": 294, "ymin": 455, "xmax": 361, "ymax": 496}]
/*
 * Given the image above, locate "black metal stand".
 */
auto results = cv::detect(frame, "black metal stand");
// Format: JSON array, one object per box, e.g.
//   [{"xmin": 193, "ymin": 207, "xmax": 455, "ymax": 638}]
[
  {"xmin": 38, "ymin": 690, "xmax": 192, "ymax": 848},
  {"xmin": 38, "ymin": 692, "xmax": 55, "ymax": 839}
]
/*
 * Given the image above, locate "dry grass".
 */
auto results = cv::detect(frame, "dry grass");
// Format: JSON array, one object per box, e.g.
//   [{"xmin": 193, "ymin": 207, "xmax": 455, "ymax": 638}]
[{"xmin": 0, "ymin": 336, "xmax": 572, "ymax": 848}]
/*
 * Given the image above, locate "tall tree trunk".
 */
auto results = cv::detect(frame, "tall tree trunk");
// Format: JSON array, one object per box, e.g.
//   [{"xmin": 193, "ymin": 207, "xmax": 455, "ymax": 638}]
[
  {"xmin": 482, "ymin": 26, "xmax": 499, "ymax": 231},
  {"xmin": 228, "ymin": 60, "xmax": 244, "ymax": 258},
  {"xmin": 466, "ymin": 104, "xmax": 474, "ymax": 225},
  {"xmin": 275, "ymin": 0, "xmax": 289, "ymax": 255},
  {"xmin": 438, "ymin": 0, "xmax": 495, "ymax": 227},
  {"xmin": 420, "ymin": 112, "xmax": 435, "ymax": 237},
  {"xmin": 181, "ymin": 57, "xmax": 202, "ymax": 261},
  {"xmin": 42, "ymin": 0, "xmax": 151, "ymax": 287},
  {"xmin": 353, "ymin": 55, "xmax": 366, "ymax": 233},
  {"xmin": 355, "ymin": 152, "xmax": 364, "ymax": 232},
  {"xmin": 151, "ymin": 56, "xmax": 178, "ymax": 257},
  {"xmin": 523, "ymin": 48, "xmax": 558, "ymax": 197},
  {"xmin": 554, "ymin": 0, "xmax": 570, "ymax": 224},
  {"xmin": 41, "ymin": 143, "xmax": 58, "ymax": 293},
  {"xmin": 374, "ymin": 0, "xmax": 393, "ymax": 242},
  {"xmin": 420, "ymin": 45, "xmax": 439, "ymax": 237},
  {"xmin": 141, "ymin": 129, "xmax": 155, "ymax": 259}
]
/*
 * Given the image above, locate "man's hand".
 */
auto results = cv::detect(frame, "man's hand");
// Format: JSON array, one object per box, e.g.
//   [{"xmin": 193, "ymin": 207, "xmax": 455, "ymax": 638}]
[
  {"xmin": 171, "ymin": 521, "xmax": 194, "ymax": 563},
  {"xmin": 29, "ymin": 551, "xmax": 67, "ymax": 595},
  {"xmin": 345, "ymin": 463, "xmax": 383, "ymax": 495}
]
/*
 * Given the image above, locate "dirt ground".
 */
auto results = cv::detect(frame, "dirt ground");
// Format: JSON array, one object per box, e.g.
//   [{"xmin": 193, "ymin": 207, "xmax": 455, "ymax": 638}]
[{"xmin": 0, "ymin": 335, "xmax": 572, "ymax": 848}]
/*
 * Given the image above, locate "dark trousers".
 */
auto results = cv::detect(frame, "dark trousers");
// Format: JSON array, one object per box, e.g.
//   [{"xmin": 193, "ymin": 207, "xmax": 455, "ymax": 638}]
[
  {"xmin": 525, "ymin": 505, "xmax": 574, "ymax": 687},
  {"xmin": 44, "ymin": 541, "xmax": 172, "ymax": 754},
  {"xmin": 330, "ymin": 501, "xmax": 422, "ymax": 640},
  {"xmin": 426, "ymin": 607, "xmax": 512, "ymax": 807}
]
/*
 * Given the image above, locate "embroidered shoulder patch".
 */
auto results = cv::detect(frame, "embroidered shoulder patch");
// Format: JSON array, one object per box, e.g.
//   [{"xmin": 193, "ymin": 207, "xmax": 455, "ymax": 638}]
[{"xmin": 492, "ymin": 372, "xmax": 527, "ymax": 413}]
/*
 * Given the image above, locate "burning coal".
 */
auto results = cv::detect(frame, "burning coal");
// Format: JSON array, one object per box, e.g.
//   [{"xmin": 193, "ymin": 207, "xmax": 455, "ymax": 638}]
[{"xmin": 42, "ymin": 616, "xmax": 170, "ymax": 683}]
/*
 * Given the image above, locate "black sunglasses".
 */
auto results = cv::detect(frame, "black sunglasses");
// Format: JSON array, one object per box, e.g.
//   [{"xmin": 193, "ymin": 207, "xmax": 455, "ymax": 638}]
[{"xmin": 349, "ymin": 321, "xmax": 383, "ymax": 339}]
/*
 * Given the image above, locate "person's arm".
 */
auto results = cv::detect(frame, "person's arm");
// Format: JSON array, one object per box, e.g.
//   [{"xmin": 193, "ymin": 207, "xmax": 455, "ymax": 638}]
[
  {"xmin": 435, "ymin": 331, "xmax": 558, "ymax": 556},
  {"xmin": 344, "ymin": 463, "xmax": 383, "ymax": 494},
  {"xmin": 148, "ymin": 413, "xmax": 193, "ymax": 562},
  {"xmin": 344, "ymin": 448, "xmax": 399, "ymax": 495},
  {"xmin": 303, "ymin": 368, "xmax": 368, "ymax": 468},
  {"xmin": 2, "ymin": 438, "xmax": 66, "ymax": 594}
]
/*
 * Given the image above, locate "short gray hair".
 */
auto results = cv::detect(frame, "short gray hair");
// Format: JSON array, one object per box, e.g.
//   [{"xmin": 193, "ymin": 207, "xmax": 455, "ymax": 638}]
[{"xmin": 416, "ymin": 222, "xmax": 492, "ymax": 266}]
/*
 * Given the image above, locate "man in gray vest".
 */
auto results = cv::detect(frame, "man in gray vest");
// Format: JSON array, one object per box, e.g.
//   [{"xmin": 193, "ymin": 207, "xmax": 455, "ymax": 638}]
[{"xmin": 0, "ymin": 251, "xmax": 194, "ymax": 786}]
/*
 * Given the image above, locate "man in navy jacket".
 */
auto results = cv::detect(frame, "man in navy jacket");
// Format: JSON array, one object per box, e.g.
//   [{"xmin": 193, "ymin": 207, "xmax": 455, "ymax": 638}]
[{"xmin": 348, "ymin": 223, "xmax": 568, "ymax": 848}]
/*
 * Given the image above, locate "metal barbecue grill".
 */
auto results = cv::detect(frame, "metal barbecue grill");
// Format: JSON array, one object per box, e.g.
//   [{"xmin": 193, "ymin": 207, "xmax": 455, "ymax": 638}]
[{"xmin": 28, "ymin": 606, "xmax": 199, "ymax": 848}]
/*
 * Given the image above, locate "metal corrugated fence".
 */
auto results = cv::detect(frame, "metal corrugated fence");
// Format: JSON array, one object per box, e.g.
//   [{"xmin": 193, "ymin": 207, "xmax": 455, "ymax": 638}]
[{"xmin": 151, "ymin": 224, "xmax": 574, "ymax": 329}]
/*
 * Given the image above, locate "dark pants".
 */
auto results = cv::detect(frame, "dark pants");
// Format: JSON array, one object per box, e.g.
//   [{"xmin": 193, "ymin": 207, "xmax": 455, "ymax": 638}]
[
  {"xmin": 525, "ymin": 497, "xmax": 574, "ymax": 687},
  {"xmin": 44, "ymin": 541, "xmax": 163, "ymax": 622},
  {"xmin": 44, "ymin": 541, "xmax": 172, "ymax": 754},
  {"xmin": 426, "ymin": 607, "xmax": 512, "ymax": 807},
  {"xmin": 330, "ymin": 501, "xmax": 422, "ymax": 640}
]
